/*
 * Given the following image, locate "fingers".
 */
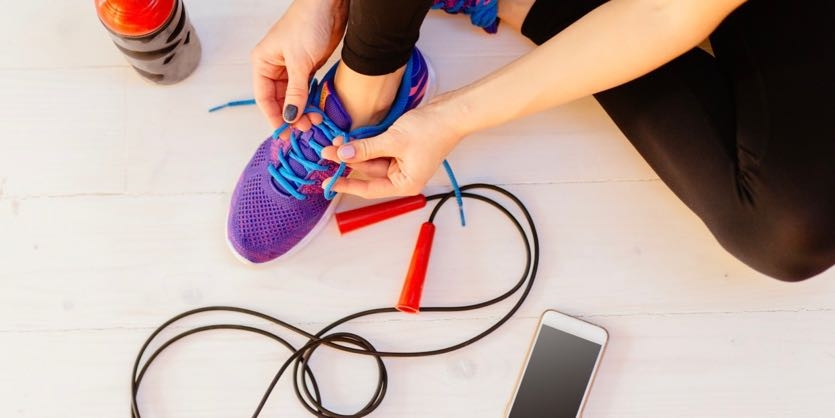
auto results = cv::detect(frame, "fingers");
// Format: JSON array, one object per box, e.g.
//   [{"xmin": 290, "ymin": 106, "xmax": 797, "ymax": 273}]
[
  {"xmin": 308, "ymin": 112, "xmax": 323, "ymax": 125},
  {"xmin": 334, "ymin": 134, "xmax": 398, "ymax": 163},
  {"xmin": 251, "ymin": 50, "xmax": 312, "ymax": 127},
  {"xmin": 320, "ymin": 144, "xmax": 339, "ymax": 162},
  {"xmin": 292, "ymin": 114, "xmax": 313, "ymax": 132},
  {"xmin": 283, "ymin": 64, "xmax": 311, "ymax": 124},
  {"xmin": 325, "ymin": 164, "xmax": 420, "ymax": 199},
  {"xmin": 347, "ymin": 159, "xmax": 393, "ymax": 178},
  {"xmin": 253, "ymin": 73, "xmax": 286, "ymax": 130},
  {"xmin": 324, "ymin": 176, "xmax": 400, "ymax": 200},
  {"xmin": 321, "ymin": 145, "xmax": 391, "ymax": 178},
  {"xmin": 275, "ymin": 114, "xmax": 314, "ymax": 140}
]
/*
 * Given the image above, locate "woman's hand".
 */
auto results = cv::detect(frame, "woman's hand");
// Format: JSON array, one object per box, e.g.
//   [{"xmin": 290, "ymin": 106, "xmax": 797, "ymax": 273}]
[
  {"xmin": 320, "ymin": 96, "xmax": 467, "ymax": 199},
  {"xmin": 251, "ymin": 0, "xmax": 348, "ymax": 129},
  {"xmin": 324, "ymin": 0, "xmax": 745, "ymax": 200}
]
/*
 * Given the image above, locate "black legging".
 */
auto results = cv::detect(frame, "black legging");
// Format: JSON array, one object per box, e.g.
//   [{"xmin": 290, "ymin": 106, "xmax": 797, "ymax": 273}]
[
  {"xmin": 342, "ymin": 0, "xmax": 434, "ymax": 75},
  {"xmin": 341, "ymin": 0, "xmax": 835, "ymax": 281}
]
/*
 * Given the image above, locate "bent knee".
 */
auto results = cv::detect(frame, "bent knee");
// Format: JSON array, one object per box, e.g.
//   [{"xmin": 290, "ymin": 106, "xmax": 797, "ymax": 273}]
[
  {"xmin": 765, "ymin": 256, "xmax": 831, "ymax": 283},
  {"xmin": 714, "ymin": 204, "xmax": 835, "ymax": 282}
]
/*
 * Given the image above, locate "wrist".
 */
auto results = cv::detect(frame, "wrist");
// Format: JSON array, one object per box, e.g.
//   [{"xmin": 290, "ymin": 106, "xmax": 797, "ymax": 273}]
[{"xmin": 429, "ymin": 88, "xmax": 480, "ymax": 142}]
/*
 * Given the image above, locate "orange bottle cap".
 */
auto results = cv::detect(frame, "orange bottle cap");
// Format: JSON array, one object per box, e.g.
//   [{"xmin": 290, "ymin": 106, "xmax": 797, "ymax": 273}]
[{"xmin": 96, "ymin": 0, "xmax": 176, "ymax": 37}]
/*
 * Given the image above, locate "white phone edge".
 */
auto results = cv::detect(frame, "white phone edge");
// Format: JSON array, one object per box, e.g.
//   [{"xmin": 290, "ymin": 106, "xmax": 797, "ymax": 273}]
[{"xmin": 503, "ymin": 310, "xmax": 609, "ymax": 418}]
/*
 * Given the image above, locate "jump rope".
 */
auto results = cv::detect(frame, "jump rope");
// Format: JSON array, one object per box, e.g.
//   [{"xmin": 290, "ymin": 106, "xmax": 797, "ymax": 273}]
[{"xmin": 130, "ymin": 183, "xmax": 541, "ymax": 417}]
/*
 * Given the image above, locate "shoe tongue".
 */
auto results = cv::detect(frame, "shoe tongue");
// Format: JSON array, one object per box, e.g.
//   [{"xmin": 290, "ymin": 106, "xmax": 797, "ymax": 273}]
[{"xmin": 273, "ymin": 77, "xmax": 353, "ymax": 187}]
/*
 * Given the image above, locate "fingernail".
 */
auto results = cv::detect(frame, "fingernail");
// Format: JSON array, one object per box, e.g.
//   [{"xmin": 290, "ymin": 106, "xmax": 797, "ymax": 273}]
[
  {"xmin": 338, "ymin": 144, "xmax": 355, "ymax": 160},
  {"xmin": 283, "ymin": 104, "xmax": 298, "ymax": 122}
]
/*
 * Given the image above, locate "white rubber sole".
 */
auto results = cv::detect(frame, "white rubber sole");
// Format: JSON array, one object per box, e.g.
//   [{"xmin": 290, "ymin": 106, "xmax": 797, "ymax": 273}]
[{"xmin": 226, "ymin": 54, "xmax": 437, "ymax": 266}]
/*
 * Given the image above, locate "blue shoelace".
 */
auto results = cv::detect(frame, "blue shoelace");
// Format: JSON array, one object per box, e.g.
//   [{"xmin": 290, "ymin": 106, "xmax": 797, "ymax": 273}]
[
  {"xmin": 210, "ymin": 91, "xmax": 347, "ymax": 200},
  {"xmin": 211, "ymin": 88, "xmax": 467, "ymax": 226},
  {"xmin": 268, "ymin": 104, "xmax": 348, "ymax": 201}
]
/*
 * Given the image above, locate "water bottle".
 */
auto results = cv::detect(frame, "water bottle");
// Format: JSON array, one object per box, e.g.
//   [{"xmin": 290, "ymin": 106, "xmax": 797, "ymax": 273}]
[{"xmin": 96, "ymin": 0, "xmax": 201, "ymax": 84}]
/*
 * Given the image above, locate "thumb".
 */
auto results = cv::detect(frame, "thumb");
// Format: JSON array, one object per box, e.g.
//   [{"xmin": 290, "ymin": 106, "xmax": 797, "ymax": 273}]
[
  {"xmin": 283, "ymin": 64, "xmax": 310, "ymax": 123},
  {"xmin": 337, "ymin": 133, "xmax": 398, "ymax": 163}
]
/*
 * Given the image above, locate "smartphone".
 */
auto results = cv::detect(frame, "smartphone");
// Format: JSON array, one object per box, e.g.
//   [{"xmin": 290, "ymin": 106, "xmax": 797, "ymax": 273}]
[{"xmin": 504, "ymin": 310, "xmax": 609, "ymax": 418}]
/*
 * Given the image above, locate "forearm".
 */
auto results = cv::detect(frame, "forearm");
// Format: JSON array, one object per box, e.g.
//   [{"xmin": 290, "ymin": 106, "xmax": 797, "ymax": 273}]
[{"xmin": 444, "ymin": 0, "xmax": 745, "ymax": 137}]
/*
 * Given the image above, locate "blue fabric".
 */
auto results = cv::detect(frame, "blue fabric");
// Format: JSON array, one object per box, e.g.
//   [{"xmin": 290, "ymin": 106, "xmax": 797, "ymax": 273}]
[{"xmin": 432, "ymin": 0, "xmax": 499, "ymax": 33}]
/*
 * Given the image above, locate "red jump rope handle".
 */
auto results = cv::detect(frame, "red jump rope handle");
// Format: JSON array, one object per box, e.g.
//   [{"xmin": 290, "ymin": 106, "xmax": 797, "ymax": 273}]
[
  {"xmin": 396, "ymin": 222, "xmax": 436, "ymax": 314},
  {"xmin": 335, "ymin": 195, "xmax": 427, "ymax": 234}
]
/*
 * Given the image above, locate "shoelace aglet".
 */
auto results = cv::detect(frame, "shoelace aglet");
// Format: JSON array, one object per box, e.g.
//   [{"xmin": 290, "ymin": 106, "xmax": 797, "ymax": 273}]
[
  {"xmin": 208, "ymin": 99, "xmax": 256, "ymax": 113},
  {"xmin": 442, "ymin": 159, "xmax": 466, "ymax": 227}
]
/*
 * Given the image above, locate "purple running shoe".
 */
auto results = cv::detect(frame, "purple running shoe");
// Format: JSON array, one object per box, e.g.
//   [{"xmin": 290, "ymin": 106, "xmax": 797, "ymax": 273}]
[
  {"xmin": 227, "ymin": 48, "xmax": 434, "ymax": 264},
  {"xmin": 432, "ymin": 0, "xmax": 500, "ymax": 33}
]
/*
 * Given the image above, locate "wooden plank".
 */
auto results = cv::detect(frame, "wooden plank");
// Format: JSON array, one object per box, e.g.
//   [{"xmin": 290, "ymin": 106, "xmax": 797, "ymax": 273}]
[
  {"xmin": 3, "ymin": 4, "xmax": 834, "ymax": 418},
  {"xmin": 0, "ymin": 68, "xmax": 128, "ymax": 197},
  {"xmin": 1, "ymin": 310, "xmax": 832, "ymax": 417},
  {"xmin": 0, "ymin": 1, "xmax": 530, "ymax": 70},
  {"xmin": 0, "ymin": 0, "xmax": 292, "ymax": 70},
  {"xmin": 0, "ymin": 2, "xmax": 124, "ymax": 69},
  {"xmin": 186, "ymin": 0, "xmax": 295, "ymax": 67},
  {"xmin": 0, "ymin": 61, "xmax": 652, "ymax": 198},
  {"xmin": 121, "ymin": 54, "xmax": 654, "ymax": 195},
  {"xmin": 581, "ymin": 310, "xmax": 835, "ymax": 418},
  {"xmin": 2, "ymin": 183, "xmax": 832, "ymax": 332},
  {"xmin": 122, "ymin": 63, "xmax": 269, "ymax": 195},
  {"xmin": 0, "ymin": 2, "xmax": 650, "ymax": 198}
]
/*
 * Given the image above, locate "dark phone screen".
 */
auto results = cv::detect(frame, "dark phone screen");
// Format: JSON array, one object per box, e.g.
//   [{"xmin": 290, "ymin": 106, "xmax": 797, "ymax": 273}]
[{"xmin": 508, "ymin": 326, "xmax": 602, "ymax": 418}]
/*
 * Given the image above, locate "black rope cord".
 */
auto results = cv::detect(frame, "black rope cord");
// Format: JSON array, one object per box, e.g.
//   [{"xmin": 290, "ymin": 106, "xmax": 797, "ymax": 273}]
[{"xmin": 131, "ymin": 183, "xmax": 540, "ymax": 418}]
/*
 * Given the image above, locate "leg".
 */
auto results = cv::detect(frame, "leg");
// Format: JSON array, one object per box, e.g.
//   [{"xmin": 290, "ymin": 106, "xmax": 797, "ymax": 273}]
[
  {"xmin": 703, "ymin": 1, "xmax": 835, "ymax": 280},
  {"xmin": 519, "ymin": 0, "xmax": 835, "ymax": 280},
  {"xmin": 337, "ymin": 0, "xmax": 433, "ymax": 128}
]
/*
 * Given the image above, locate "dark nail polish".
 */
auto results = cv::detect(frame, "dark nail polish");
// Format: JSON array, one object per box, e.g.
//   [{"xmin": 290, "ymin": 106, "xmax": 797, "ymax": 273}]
[{"xmin": 283, "ymin": 104, "xmax": 298, "ymax": 122}]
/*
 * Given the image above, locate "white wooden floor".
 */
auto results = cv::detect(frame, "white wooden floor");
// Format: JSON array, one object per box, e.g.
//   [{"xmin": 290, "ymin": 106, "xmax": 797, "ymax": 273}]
[{"xmin": 1, "ymin": 2, "xmax": 833, "ymax": 417}]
